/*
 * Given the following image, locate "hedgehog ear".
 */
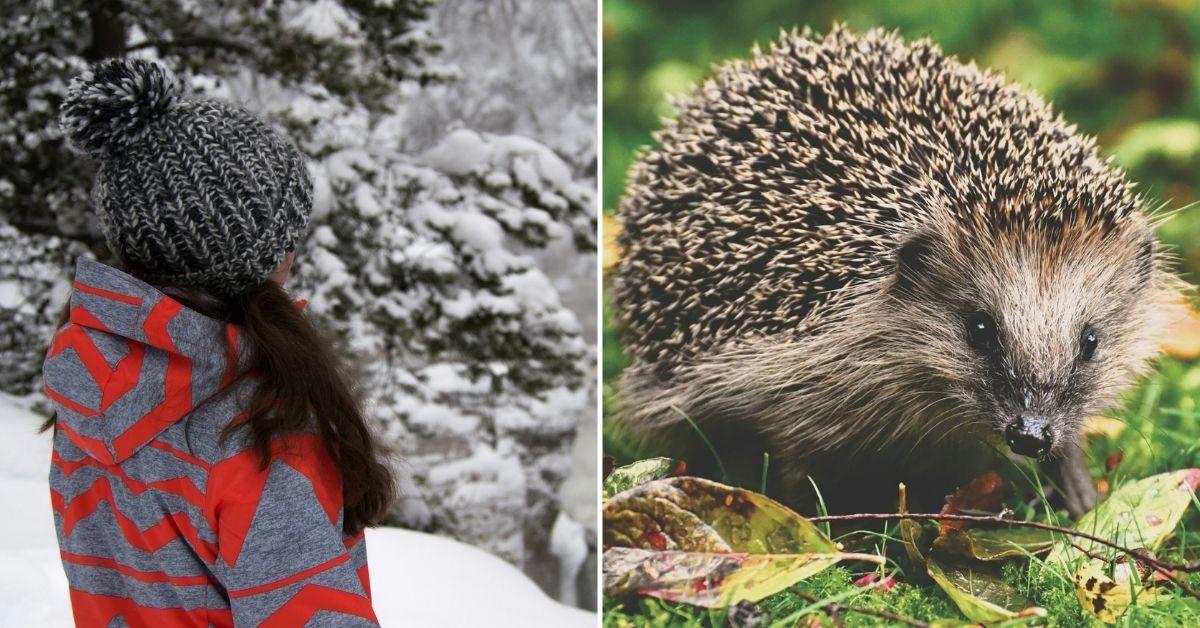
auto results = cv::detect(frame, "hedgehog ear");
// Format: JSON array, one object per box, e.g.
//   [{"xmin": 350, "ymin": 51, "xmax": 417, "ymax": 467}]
[{"xmin": 894, "ymin": 232, "xmax": 937, "ymax": 293}]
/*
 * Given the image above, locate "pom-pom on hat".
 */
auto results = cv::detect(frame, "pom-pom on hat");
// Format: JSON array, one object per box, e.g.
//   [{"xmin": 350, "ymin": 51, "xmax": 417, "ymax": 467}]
[{"xmin": 60, "ymin": 58, "xmax": 312, "ymax": 296}]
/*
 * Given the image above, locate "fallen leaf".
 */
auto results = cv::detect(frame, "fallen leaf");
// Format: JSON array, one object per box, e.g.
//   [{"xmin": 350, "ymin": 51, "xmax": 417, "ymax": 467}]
[
  {"xmin": 927, "ymin": 615, "xmax": 1047, "ymax": 628},
  {"xmin": 1073, "ymin": 560, "xmax": 1160, "ymax": 624},
  {"xmin": 605, "ymin": 477, "xmax": 839, "ymax": 554},
  {"xmin": 1085, "ymin": 416, "xmax": 1127, "ymax": 439},
  {"xmin": 931, "ymin": 527, "xmax": 1055, "ymax": 562},
  {"xmin": 1112, "ymin": 549, "xmax": 1154, "ymax": 583},
  {"xmin": 1047, "ymin": 468, "xmax": 1200, "ymax": 567},
  {"xmin": 603, "ymin": 457, "xmax": 686, "ymax": 500},
  {"xmin": 1160, "ymin": 304, "xmax": 1200, "ymax": 361},
  {"xmin": 602, "ymin": 477, "xmax": 882, "ymax": 607},
  {"xmin": 602, "ymin": 213, "xmax": 623, "ymax": 271},
  {"xmin": 1114, "ymin": 548, "xmax": 1175, "ymax": 584},
  {"xmin": 927, "ymin": 619, "xmax": 1042, "ymax": 628},
  {"xmin": 603, "ymin": 548, "xmax": 876, "ymax": 608},
  {"xmin": 940, "ymin": 472, "xmax": 1004, "ymax": 533},
  {"xmin": 852, "ymin": 572, "xmax": 897, "ymax": 592},
  {"xmin": 898, "ymin": 483, "xmax": 935, "ymax": 568},
  {"xmin": 926, "ymin": 556, "xmax": 1045, "ymax": 623}
]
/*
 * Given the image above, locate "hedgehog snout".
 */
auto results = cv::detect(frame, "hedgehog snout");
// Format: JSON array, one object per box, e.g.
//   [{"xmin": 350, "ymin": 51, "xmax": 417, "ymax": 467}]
[{"xmin": 1005, "ymin": 413, "xmax": 1053, "ymax": 460}]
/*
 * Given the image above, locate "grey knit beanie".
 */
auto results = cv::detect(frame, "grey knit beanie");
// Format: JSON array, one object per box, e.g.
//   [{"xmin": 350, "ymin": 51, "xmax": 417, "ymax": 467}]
[{"xmin": 60, "ymin": 58, "xmax": 312, "ymax": 296}]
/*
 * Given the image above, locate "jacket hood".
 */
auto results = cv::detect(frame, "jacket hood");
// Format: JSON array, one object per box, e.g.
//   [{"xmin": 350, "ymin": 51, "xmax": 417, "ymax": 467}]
[{"xmin": 43, "ymin": 258, "xmax": 248, "ymax": 464}]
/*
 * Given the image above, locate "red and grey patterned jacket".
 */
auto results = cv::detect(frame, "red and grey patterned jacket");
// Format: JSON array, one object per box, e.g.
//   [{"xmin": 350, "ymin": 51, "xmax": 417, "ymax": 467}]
[{"xmin": 45, "ymin": 258, "xmax": 379, "ymax": 627}]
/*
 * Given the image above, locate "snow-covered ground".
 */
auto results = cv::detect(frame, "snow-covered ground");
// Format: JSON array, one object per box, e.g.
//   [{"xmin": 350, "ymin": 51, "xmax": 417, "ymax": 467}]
[{"xmin": 0, "ymin": 395, "xmax": 593, "ymax": 626}]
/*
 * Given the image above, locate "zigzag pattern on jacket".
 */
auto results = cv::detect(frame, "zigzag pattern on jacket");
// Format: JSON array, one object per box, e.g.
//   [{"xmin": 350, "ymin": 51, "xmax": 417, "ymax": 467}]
[{"xmin": 45, "ymin": 258, "xmax": 379, "ymax": 627}]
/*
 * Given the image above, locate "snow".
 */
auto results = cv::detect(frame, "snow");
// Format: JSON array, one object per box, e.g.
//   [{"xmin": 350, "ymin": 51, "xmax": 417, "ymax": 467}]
[
  {"xmin": 404, "ymin": 401, "xmax": 479, "ymax": 437},
  {"xmin": 0, "ymin": 395, "xmax": 594, "ymax": 627},
  {"xmin": 324, "ymin": 147, "xmax": 379, "ymax": 181},
  {"xmin": 308, "ymin": 161, "xmax": 335, "ymax": 220},
  {"xmin": 369, "ymin": 526, "xmax": 592, "ymax": 626},
  {"xmin": 285, "ymin": 0, "xmax": 362, "ymax": 43},
  {"xmin": 354, "ymin": 183, "xmax": 384, "ymax": 218},
  {"xmin": 3, "ymin": 0, "xmax": 598, "ymax": 609},
  {"xmin": 422, "ymin": 128, "xmax": 490, "ymax": 175},
  {"xmin": 452, "ymin": 213, "xmax": 505, "ymax": 252},
  {"xmin": 0, "ymin": 279, "xmax": 22, "ymax": 308},
  {"xmin": 400, "ymin": 0, "xmax": 596, "ymax": 169},
  {"xmin": 549, "ymin": 512, "xmax": 588, "ymax": 608}
]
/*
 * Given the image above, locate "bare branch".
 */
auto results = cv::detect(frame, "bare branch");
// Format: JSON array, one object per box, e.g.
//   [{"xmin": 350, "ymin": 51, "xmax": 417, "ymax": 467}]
[{"xmin": 126, "ymin": 36, "xmax": 252, "ymax": 55}]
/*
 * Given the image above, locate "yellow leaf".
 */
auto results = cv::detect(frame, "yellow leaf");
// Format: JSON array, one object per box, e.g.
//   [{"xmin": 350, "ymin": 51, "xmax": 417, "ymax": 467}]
[
  {"xmin": 602, "ymin": 477, "xmax": 884, "ymax": 608},
  {"xmin": 1160, "ymin": 305, "xmax": 1200, "ymax": 361},
  {"xmin": 1085, "ymin": 416, "xmax": 1126, "ymax": 439},
  {"xmin": 926, "ymin": 557, "xmax": 1045, "ymax": 623},
  {"xmin": 602, "ymin": 213, "xmax": 623, "ymax": 272},
  {"xmin": 603, "ymin": 547, "xmax": 879, "ymax": 608},
  {"xmin": 1074, "ymin": 561, "xmax": 1159, "ymax": 624}
]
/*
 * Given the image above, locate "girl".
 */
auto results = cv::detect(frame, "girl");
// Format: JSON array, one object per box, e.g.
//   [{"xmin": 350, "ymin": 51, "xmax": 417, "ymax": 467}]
[{"xmin": 45, "ymin": 58, "xmax": 392, "ymax": 627}]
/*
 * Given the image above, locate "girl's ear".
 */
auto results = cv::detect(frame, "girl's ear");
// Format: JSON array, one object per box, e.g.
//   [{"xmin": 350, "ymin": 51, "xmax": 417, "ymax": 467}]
[
  {"xmin": 268, "ymin": 251, "xmax": 296, "ymax": 286},
  {"xmin": 893, "ymin": 231, "xmax": 938, "ymax": 293}
]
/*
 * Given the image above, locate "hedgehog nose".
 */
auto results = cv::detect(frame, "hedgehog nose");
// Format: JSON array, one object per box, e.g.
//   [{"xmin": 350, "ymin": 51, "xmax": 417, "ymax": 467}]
[{"xmin": 1006, "ymin": 414, "xmax": 1051, "ymax": 459}]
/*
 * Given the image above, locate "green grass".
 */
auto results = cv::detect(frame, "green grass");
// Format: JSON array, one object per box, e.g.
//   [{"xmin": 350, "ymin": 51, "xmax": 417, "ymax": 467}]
[{"xmin": 602, "ymin": 356, "xmax": 1200, "ymax": 626}]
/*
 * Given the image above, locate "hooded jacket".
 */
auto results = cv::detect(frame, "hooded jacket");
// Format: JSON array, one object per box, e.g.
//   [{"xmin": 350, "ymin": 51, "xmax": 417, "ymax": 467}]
[{"xmin": 45, "ymin": 258, "xmax": 379, "ymax": 627}]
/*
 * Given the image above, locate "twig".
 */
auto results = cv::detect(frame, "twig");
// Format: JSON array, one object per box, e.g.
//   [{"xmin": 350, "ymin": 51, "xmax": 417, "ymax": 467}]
[
  {"xmin": 127, "ymin": 36, "xmax": 252, "ymax": 55},
  {"xmin": 808, "ymin": 511, "xmax": 1200, "ymax": 600},
  {"xmin": 1070, "ymin": 542, "xmax": 1107, "ymax": 563},
  {"xmin": 791, "ymin": 591, "xmax": 929, "ymax": 627},
  {"xmin": 1060, "ymin": 541, "xmax": 1199, "ymax": 599},
  {"xmin": 809, "ymin": 512, "xmax": 1176, "ymax": 568}
]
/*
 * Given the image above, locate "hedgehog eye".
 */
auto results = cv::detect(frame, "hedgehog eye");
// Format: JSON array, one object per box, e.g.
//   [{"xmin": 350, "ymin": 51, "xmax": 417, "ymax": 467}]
[
  {"xmin": 964, "ymin": 311, "xmax": 999, "ymax": 354},
  {"xmin": 1079, "ymin": 325, "xmax": 1099, "ymax": 362}
]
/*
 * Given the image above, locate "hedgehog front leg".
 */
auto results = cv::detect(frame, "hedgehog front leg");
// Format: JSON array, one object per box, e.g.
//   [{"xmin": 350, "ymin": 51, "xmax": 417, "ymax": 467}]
[{"xmin": 1046, "ymin": 441, "xmax": 1097, "ymax": 519}]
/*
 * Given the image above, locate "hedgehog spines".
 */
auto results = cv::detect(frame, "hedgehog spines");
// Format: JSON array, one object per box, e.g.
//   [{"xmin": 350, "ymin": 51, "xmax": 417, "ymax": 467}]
[{"xmin": 614, "ymin": 25, "xmax": 1143, "ymax": 381}]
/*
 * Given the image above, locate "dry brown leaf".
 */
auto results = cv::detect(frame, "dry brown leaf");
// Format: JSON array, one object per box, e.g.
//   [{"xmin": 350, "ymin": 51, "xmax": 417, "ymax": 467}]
[{"xmin": 939, "ymin": 471, "xmax": 1004, "ymax": 533}]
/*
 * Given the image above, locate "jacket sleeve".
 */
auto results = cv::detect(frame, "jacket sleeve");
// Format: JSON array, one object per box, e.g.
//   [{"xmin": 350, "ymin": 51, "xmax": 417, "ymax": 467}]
[{"xmin": 205, "ymin": 433, "xmax": 379, "ymax": 627}]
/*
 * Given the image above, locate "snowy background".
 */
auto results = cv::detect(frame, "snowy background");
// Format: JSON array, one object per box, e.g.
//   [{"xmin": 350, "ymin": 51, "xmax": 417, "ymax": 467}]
[
  {"xmin": 0, "ymin": 0, "xmax": 597, "ymax": 613},
  {"xmin": 0, "ymin": 395, "xmax": 593, "ymax": 626}
]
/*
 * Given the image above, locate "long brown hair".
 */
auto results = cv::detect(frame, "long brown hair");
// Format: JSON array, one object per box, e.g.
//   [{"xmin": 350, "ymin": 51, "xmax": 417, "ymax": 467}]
[{"xmin": 43, "ymin": 272, "xmax": 395, "ymax": 534}]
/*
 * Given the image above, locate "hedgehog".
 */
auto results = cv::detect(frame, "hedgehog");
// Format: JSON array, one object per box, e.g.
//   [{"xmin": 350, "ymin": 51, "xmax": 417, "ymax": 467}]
[{"xmin": 612, "ymin": 26, "xmax": 1187, "ymax": 517}]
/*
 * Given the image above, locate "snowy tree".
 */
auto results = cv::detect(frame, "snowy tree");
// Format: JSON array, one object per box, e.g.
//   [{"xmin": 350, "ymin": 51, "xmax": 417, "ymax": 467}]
[
  {"xmin": 0, "ymin": 0, "xmax": 444, "ymax": 238},
  {"xmin": 401, "ymin": 0, "xmax": 597, "ymax": 170},
  {"xmin": 0, "ymin": 222, "xmax": 88, "ymax": 395},
  {"xmin": 286, "ymin": 122, "xmax": 594, "ymax": 585},
  {"xmin": 394, "ymin": 0, "xmax": 599, "ymax": 601},
  {"xmin": 0, "ymin": 0, "xmax": 595, "ymax": 605}
]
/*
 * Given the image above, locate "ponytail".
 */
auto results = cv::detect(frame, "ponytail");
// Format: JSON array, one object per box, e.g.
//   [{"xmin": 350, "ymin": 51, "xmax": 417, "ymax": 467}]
[{"xmin": 227, "ymin": 280, "xmax": 395, "ymax": 534}]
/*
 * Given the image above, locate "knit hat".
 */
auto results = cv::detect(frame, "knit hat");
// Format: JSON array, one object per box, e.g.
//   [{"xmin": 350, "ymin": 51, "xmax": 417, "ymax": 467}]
[{"xmin": 60, "ymin": 58, "xmax": 312, "ymax": 296}]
